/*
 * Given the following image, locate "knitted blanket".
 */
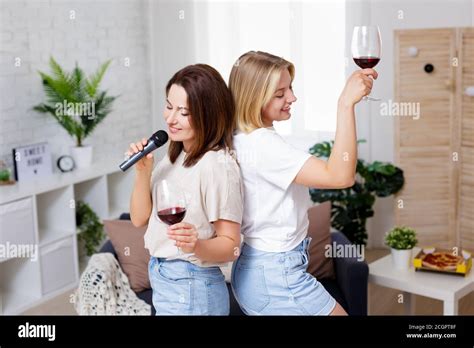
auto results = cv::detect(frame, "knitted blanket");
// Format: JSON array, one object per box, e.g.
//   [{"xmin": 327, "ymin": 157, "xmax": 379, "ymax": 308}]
[{"xmin": 74, "ymin": 252, "xmax": 151, "ymax": 315}]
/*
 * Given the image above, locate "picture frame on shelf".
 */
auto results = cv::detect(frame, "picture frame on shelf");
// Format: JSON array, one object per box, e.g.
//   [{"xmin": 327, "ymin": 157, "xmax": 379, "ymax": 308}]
[{"xmin": 12, "ymin": 142, "xmax": 53, "ymax": 182}]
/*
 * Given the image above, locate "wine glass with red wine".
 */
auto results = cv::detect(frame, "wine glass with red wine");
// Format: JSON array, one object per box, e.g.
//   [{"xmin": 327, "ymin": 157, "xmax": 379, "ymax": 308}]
[
  {"xmin": 351, "ymin": 25, "xmax": 381, "ymax": 101},
  {"xmin": 156, "ymin": 180, "xmax": 187, "ymax": 254}
]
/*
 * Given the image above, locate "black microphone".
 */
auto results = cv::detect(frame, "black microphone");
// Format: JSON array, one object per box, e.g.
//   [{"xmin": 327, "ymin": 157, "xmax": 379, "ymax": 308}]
[{"xmin": 119, "ymin": 130, "xmax": 168, "ymax": 171}]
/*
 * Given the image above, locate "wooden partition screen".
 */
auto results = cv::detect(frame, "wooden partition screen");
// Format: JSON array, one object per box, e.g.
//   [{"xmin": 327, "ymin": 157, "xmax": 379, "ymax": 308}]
[{"xmin": 394, "ymin": 27, "xmax": 473, "ymax": 252}]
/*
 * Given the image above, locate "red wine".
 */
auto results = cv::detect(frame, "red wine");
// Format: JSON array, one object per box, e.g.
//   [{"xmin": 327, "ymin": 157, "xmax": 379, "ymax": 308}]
[
  {"xmin": 353, "ymin": 56, "xmax": 380, "ymax": 69},
  {"xmin": 157, "ymin": 207, "xmax": 186, "ymax": 225}
]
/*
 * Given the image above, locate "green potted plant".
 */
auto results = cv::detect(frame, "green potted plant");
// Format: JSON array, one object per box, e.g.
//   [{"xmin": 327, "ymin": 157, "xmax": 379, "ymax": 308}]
[
  {"xmin": 385, "ymin": 226, "xmax": 418, "ymax": 270},
  {"xmin": 76, "ymin": 200, "xmax": 105, "ymax": 257},
  {"xmin": 309, "ymin": 139, "xmax": 405, "ymax": 245},
  {"xmin": 33, "ymin": 57, "xmax": 118, "ymax": 168},
  {"xmin": 0, "ymin": 160, "xmax": 13, "ymax": 185}
]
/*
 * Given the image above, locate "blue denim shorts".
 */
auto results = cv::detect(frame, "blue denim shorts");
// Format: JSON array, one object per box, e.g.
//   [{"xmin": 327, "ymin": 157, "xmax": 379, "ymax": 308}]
[
  {"xmin": 231, "ymin": 237, "xmax": 336, "ymax": 315},
  {"xmin": 148, "ymin": 257, "xmax": 229, "ymax": 315}
]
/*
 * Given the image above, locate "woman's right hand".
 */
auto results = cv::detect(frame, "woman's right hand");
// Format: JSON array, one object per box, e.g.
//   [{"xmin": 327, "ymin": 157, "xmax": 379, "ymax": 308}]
[{"xmin": 125, "ymin": 138, "xmax": 154, "ymax": 173}]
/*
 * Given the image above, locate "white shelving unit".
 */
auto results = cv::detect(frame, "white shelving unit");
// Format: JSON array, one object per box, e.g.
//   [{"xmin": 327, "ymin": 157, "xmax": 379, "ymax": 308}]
[{"xmin": 0, "ymin": 160, "xmax": 134, "ymax": 314}]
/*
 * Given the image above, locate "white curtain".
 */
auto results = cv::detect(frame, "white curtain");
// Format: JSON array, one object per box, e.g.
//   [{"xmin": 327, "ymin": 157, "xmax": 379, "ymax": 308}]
[{"xmin": 193, "ymin": 0, "xmax": 347, "ymax": 150}]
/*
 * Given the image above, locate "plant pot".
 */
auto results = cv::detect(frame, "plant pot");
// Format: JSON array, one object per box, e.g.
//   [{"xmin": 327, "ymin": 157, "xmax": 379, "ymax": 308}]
[
  {"xmin": 71, "ymin": 145, "xmax": 93, "ymax": 169},
  {"xmin": 391, "ymin": 248, "xmax": 413, "ymax": 270}
]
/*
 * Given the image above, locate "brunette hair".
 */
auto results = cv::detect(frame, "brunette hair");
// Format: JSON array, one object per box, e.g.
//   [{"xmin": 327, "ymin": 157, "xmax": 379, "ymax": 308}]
[{"xmin": 166, "ymin": 64, "xmax": 235, "ymax": 167}]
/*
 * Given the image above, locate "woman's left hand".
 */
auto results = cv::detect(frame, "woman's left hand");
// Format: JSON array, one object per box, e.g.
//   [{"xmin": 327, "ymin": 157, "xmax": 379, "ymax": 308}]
[
  {"xmin": 339, "ymin": 68, "xmax": 378, "ymax": 107},
  {"xmin": 167, "ymin": 222, "xmax": 199, "ymax": 253}
]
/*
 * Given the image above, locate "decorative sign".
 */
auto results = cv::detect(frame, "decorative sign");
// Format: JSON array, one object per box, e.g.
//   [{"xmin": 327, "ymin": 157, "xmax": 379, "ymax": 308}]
[{"xmin": 12, "ymin": 142, "xmax": 53, "ymax": 181}]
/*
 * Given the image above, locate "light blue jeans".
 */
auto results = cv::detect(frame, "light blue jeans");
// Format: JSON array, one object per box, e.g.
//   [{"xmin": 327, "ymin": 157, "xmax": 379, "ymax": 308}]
[
  {"xmin": 231, "ymin": 237, "xmax": 336, "ymax": 315},
  {"xmin": 148, "ymin": 257, "xmax": 229, "ymax": 315}
]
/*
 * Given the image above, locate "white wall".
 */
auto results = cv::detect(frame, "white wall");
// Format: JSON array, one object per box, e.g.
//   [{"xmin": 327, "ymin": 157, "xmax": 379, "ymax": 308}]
[
  {"xmin": 351, "ymin": 0, "xmax": 473, "ymax": 247},
  {"xmin": 0, "ymin": 0, "xmax": 153, "ymax": 170},
  {"xmin": 148, "ymin": 0, "xmax": 198, "ymax": 156}
]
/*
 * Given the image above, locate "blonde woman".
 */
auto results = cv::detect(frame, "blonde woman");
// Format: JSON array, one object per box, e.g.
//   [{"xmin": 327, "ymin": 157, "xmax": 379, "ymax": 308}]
[{"xmin": 229, "ymin": 51, "xmax": 377, "ymax": 315}]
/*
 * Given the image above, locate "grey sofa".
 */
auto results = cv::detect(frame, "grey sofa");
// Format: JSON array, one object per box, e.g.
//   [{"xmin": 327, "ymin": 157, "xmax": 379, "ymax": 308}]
[{"xmin": 99, "ymin": 213, "xmax": 368, "ymax": 315}]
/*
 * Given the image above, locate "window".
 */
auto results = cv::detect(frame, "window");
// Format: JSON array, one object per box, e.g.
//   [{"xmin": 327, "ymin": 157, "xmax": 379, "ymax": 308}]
[{"xmin": 194, "ymin": 0, "xmax": 346, "ymax": 147}]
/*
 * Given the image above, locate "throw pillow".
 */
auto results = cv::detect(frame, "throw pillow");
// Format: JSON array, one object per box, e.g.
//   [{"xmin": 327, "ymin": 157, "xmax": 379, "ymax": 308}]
[{"xmin": 103, "ymin": 220, "xmax": 151, "ymax": 292}]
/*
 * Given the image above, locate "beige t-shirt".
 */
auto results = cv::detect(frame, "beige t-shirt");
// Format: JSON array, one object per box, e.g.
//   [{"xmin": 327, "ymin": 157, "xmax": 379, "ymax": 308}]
[{"xmin": 144, "ymin": 148, "xmax": 243, "ymax": 267}]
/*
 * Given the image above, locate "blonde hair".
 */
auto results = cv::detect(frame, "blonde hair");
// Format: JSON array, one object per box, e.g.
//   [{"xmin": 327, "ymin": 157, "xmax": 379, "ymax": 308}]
[{"xmin": 229, "ymin": 51, "xmax": 295, "ymax": 133}]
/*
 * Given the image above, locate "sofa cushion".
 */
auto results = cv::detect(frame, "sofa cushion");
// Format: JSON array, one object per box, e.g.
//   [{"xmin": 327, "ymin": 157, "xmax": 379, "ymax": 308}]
[
  {"xmin": 136, "ymin": 289, "xmax": 155, "ymax": 315},
  {"xmin": 103, "ymin": 220, "xmax": 151, "ymax": 292},
  {"xmin": 306, "ymin": 202, "xmax": 335, "ymax": 280}
]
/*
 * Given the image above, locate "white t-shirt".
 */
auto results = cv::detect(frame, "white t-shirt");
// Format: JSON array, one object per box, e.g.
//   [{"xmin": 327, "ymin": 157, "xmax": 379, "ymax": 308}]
[
  {"xmin": 233, "ymin": 127, "xmax": 312, "ymax": 252},
  {"xmin": 144, "ymin": 148, "xmax": 243, "ymax": 267}
]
